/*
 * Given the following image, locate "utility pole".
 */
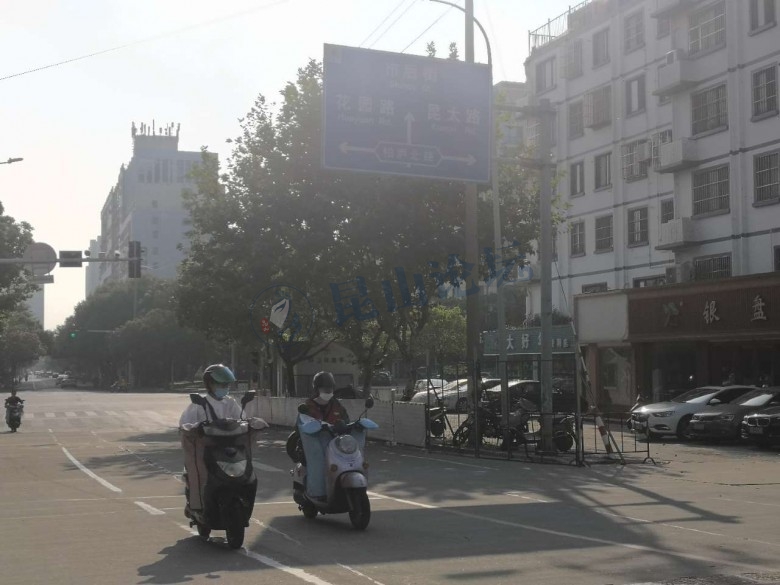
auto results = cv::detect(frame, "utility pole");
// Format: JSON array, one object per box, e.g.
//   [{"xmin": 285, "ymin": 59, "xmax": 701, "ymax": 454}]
[{"xmin": 464, "ymin": 0, "xmax": 482, "ymax": 421}]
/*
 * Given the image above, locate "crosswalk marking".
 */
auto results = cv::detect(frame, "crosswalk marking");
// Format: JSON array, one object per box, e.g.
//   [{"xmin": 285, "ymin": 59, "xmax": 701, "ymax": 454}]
[
  {"xmin": 84, "ymin": 411, "xmax": 98, "ymax": 416},
  {"xmin": 65, "ymin": 412, "xmax": 77, "ymax": 417},
  {"xmin": 45, "ymin": 413, "xmax": 55, "ymax": 418}
]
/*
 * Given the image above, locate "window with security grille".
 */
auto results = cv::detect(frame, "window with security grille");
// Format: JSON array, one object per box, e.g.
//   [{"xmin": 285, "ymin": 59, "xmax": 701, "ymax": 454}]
[
  {"xmin": 624, "ymin": 11, "xmax": 645, "ymax": 53},
  {"xmin": 621, "ymin": 140, "xmax": 649, "ymax": 180},
  {"xmin": 564, "ymin": 39, "xmax": 583, "ymax": 78},
  {"xmin": 754, "ymin": 151, "xmax": 780, "ymax": 203},
  {"xmin": 693, "ymin": 165, "xmax": 730, "ymax": 215},
  {"xmin": 593, "ymin": 28, "xmax": 610, "ymax": 67},
  {"xmin": 689, "ymin": 1, "xmax": 725, "ymax": 56},
  {"xmin": 661, "ymin": 199, "xmax": 674, "ymax": 224},
  {"xmin": 595, "ymin": 215, "xmax": 613, "ymax": 251},
  {"xmin": 570, "ymin": 161, "xmax": 585, "ymax": 196},
  {"xmin": 775, "ymin": 246, "xmax": 780, "ymax": 271},
  {"xmin": 627, "ymin": 207, "xmax": 648, "ymax": 246},
  {"xmin": 625, "ymin": 75, "xmax": 646, "ymax": 115},
  {"xmin": 568, "ymin": 101, "xmax": 584, "ymax": 139},
  {"xmin": 595, "ymin": 152, "xmax": 611, "ymax": 189},
  {"xmin": 694, "ymin": 254, "xmax": 731, "ymax": 280},
  {"xmin": 582, "ymin": 283, "xmax": 608, "ymax": 294},
  {"xmin": 692, "ymin": 84, "xmax": 728, "ymax": 135},
  {"xmin": 752, "ymin": 66, "xmax": 778, "ymax": 118},
  {"xmin": 585, "ymin": 85, "xmax": 612, "ymax": 128},
  {"xmin": 634, "ymin": 276, "xmax": 665, "ymax": 288},
  {"xmin": 657, "ymin": 16, "xmax": 671, "ymax": 38},
  {"xmin": 651, "ymin": 129, "xmax": 673, "ymax": 169},
  {"xmin": 750, "ymin": 0, "xmax": 776, "ymax": 31},
  {"xmin": 570, "ymin": 221, "xmax": 585, "ymax": 256},
  {"xmin": 536, "ymin": 57, "xmax": 556, "ymax": 93}
]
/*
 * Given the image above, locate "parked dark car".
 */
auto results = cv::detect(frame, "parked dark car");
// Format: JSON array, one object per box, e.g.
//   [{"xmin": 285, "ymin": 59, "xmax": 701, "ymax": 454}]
[
  {"xmin": 482, "ymin": 380, "xmax": 585, "ymax": 414},
  {"xmin": 741, "ymin": 405, "xmax": 780, "ymax": 447},
  {"xmin": 689, "ymin": 387, "xmax": 780, "ymax": 441}
]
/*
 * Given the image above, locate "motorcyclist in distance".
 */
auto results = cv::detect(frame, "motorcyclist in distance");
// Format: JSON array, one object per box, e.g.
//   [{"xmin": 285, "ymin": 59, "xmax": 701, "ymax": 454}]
[
  {"xmin": 5, "ymin": 389, "xmax": 24, "ymax": 408},
  {"xmin": 179, "ymin": 364, "xmax": 242, "ymax": 428},
  {"xmin": 299, "ymin": 371, "xmax": 350, "ymax": 425}
]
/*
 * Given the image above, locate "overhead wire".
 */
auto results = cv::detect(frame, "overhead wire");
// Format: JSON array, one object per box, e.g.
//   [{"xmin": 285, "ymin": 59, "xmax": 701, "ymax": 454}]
[
  {"xmin": 368, "ymin": 0, "xmax": 420, "ymax": 49},
  {"xmin": 0, "ymin": 0, "xmax": 288, "ymax": 82},
  {"xmin": 359, "ymin": 0, "xmax": 413, "ymax": 48},
  {"xmin": 400, "ymin": 7, "xmax": 453, "ymax": 53}
]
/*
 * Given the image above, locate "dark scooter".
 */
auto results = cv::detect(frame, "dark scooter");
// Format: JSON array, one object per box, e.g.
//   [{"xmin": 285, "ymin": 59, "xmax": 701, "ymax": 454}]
[
  {"xmin": 5, "ymin": 402, "xmax": 24, "ymax": 432},
  {"xmin": 180, "ymin": 391, "xmax": 267, "ymax": 549}
]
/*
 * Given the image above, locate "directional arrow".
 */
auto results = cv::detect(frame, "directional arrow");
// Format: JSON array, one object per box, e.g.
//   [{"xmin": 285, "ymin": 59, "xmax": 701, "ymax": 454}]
[{"xmin": 340, "ymin": 142, "xmax": 374, "ymax": 155}]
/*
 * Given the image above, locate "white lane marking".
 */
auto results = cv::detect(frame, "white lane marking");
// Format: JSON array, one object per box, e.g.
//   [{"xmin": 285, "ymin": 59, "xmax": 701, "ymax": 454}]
[
  {"xmin": 84, "ymin": 411, "xmax": 98, "ymax": 417},
  {"xmin": 65, "ymin": 411, "xmax": 77, "ymax": 417},
  {"xmin": 60, "ymin": 446, "xmax": 122, "ymax": 493},
  {"xmin": 252, "ymin": 518, "xmax": 301, "ymax": 546},
  {"xmin": 178, "ymin": 524, "xmax": 335, "ymax": 585},
  {"xmin": 713, "ymin": 497, "xmax": 780, "ymax": 508},
  {"xmin": 367, "ymin": 490, "xmax": 778, "ymax": 572},
  {"xmin": 396, "ymin": 453, "xmax": 498, "ymax": 470},
  {"xmin": 45, "ymin": 413, "xmax": 55, "ymax": 418},
  {"xmin": 252, "ymin": 461, "xmax": 285, "ymax": 473},
  {"xmin": 135, "ymin": 501, "xmax": 165, "ymax": 515},
  {"xmin": 337, "ymin": 563, "xmax": 387, "ymax": 585},
  {"xmin": 105, "ymin": 410, "xmax": 120, "ymax": 416},
  {"xmin": 505, "ymin": 492, "xmax": 552, "ymax": 503}
]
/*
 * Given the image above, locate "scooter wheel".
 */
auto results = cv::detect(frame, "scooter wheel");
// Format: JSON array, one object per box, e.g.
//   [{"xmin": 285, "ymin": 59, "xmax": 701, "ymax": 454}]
[
  {"xmin": 554, "ymin": 433, "xmax": 574, "ymax": 452},
  {"xmin": 196, "ymin": 523, "xmax": 211, "ymax": 541},
  {"xmin": 226, "ymin": 525, "xmax": 244, "ymax": 549},
  {"xmin": 301, "ymin": 501, "xmax": 317, "ymax": 519},
  {"xmin": 347, "ymin": 488, "xmax": 371, "ymax": 530}
]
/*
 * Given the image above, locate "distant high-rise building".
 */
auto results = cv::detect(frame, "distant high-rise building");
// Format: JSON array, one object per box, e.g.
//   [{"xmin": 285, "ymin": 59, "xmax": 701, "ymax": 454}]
[{"xmin": 86, "ymin": 123, "xmax": 214, "ymax": 296}]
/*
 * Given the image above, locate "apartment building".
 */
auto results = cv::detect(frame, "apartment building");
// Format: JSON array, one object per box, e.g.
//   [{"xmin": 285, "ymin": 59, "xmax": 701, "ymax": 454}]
[
  {"xmin": 524, "ymin": 0, "xmax": 780, "ymax": 409},
  {"xmin": 86, "ymin": 123, "xmax": 212, "ymax": 296}
]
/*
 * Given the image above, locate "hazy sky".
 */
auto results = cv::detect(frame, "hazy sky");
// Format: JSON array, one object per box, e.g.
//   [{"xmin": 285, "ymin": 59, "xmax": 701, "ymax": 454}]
[{"xmin": 2, "ymin": 0, "xmax": 575, "ymax": 330}]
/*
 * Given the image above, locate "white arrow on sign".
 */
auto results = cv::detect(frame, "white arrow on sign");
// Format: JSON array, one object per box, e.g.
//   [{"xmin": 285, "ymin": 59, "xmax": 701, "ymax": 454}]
[
  {"xmin": 340, "ymin": 142, "xmax": 374, "ymax": 155},
  {"xmin": 441, "ymin": 154, "xmax": 477, "ymax": 166}
]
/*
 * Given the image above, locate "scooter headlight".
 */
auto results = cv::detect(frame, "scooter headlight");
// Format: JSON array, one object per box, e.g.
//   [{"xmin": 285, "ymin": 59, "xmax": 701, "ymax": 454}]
[
  {"xmin": 335, "ymin": 434, "xmax": 358, "ymax": 455},
  {"xmin": 216, "ymin": 459, "xmax": 247, "ymax": 478}
]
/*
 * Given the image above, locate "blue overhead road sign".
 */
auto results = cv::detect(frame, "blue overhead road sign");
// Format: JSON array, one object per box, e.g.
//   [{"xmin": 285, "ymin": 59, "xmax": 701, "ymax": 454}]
[{"xmin": 322, "ymin": 44, "xmax": 492, "ymax": 183}]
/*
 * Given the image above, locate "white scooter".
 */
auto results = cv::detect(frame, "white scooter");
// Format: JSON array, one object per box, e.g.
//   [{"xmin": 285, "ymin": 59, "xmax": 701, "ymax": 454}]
[{"xmin": 291, "ymin": 397, "xmax": 378, "ymax": 530}]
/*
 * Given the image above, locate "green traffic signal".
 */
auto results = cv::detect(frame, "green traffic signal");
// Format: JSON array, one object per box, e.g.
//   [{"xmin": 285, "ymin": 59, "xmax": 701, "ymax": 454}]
[{"xmin": 69, "ymin": 331, "xmax": 78, "ymax": 339}]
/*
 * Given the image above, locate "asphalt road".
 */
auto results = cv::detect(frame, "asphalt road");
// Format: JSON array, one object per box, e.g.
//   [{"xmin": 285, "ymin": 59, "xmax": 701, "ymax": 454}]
[{"xmin": 2, "ymin": 385, "xmax": 780, "ymax": 585}]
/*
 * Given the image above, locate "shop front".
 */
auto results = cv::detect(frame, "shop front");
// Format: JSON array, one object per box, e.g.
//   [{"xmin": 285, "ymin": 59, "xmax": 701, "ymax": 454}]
[{"xmin": 628, "ymin": 273, "xmax": 780, "ymax": 402}]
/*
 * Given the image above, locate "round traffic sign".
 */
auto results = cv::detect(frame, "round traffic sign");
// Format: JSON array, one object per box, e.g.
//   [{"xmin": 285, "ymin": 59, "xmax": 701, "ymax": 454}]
[{"xmin": 22, "ymin": 242, "xmax": 57, "ymax": 275}]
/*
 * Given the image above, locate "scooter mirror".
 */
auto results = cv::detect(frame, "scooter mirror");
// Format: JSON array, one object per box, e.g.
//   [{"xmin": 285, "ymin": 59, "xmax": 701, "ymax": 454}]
[
  {"xmin": 189, "ymin": 393, "xmax": 206, "ymax": 406},
  {"xmin": 364, "ymin": 396, "xmax": 375, "ymax": 409},
  {"xmin": 241, "ymin": 390, "xmax": 257, "ymax": 408}
]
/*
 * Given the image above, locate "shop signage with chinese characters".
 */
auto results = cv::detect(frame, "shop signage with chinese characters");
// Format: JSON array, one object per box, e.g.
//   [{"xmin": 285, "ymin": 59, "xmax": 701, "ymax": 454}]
[{"xmin": 628, "ymin": 280, "xmax": 780, "ymax": 340}]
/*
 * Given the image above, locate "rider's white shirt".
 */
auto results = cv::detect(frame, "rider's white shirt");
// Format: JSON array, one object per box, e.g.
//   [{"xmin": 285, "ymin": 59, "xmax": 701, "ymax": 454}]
[{"xmin": 179, "ymin": 394, "xmax": 242, "ymax": 427}]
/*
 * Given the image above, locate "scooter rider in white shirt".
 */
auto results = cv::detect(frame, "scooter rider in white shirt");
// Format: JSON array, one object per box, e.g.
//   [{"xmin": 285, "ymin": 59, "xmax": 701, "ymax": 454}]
[{"xmin": 179, "ymin": 364, "xmax": 242, "ymax": 428}]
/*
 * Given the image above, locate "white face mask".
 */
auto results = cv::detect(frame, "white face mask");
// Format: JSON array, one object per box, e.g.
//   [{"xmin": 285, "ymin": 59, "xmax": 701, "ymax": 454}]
[{"xmin": 318, "ymin": 391, "xmax": 334, "ymax": 402}]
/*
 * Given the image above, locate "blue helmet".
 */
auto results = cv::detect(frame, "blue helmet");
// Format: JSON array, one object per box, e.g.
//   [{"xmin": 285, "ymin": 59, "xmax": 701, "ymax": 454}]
[{"xmin": 203, "ymin": 364, "xmax": 236, "ymax": 389}]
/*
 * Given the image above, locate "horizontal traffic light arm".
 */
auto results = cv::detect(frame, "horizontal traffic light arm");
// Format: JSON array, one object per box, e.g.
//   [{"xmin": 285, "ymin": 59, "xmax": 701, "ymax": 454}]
[{"xmin": 0, "ymin": 257, "xmax": 137, "ymax": 265}]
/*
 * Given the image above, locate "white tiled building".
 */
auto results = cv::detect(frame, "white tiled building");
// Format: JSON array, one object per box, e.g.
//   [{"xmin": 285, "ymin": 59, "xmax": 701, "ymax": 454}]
[{"xmin": 523, "ymin": 0, "xmax": 780, "ymax": 409}]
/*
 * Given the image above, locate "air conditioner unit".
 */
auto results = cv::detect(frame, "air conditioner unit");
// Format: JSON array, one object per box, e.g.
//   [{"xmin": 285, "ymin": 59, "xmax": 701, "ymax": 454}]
[{"xmin": 664, "ymin": 261, "xmax": 692, "ymax": 284}]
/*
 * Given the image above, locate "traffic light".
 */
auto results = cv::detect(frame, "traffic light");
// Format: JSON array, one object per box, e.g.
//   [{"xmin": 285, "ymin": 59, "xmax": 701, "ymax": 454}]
[
  {"xmin": 128, "ymin": 241, "xmax": 142, "ymax": 278},
  {"xmin": 69, "ymin": 330, "xmax": 78, "ymax": 339},
  {"xmin": 59, "ymin": 250, "xmax": 83, "ymax": 268}
]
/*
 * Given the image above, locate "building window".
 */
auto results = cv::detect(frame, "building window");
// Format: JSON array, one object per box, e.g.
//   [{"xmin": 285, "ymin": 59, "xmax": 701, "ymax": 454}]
[
  {"xmin": 750, "ymin": 0, "xmax": 776, "ymax": 31},
  {"xmin": 152, "ymin": 230, "xmax": 159, "ymax": 239},
  {"xmin": 625, "ymin": 74, "xmax": 646, "ymax": 115},
  {"xmin": 692, "ymin": 84, "xmax": 728, "ymax": 135},
  {"xmin": 775, "ymin": 246, "xmax": 780, "ymax": 271},
  {"xmin": 568, "ymin": 101, "xmax": 584, "ymax": 139},
  {"xmin": 689, "ymin": 1, "xmax": 726, "ymax": 55},
  {"xmin": 151, "ymin": 200, "xmax": 158, "ymax": 208},
  {"xmin": 657, "ymin": 16, "xmax": 671, "ymax": 38},
  {"xmin": 621, "ymin": 140, "xmax": 649, "ymax": 181},
  {"xmin": 651, "ymin": 129, "xmax": 673, "ymax": 169},
  {"xmin": 570, "ymin": 221, "xmax": 585, "ymax": 256},
  {"xmin": 582, "ymin": 283, "xmax": 608, "ymax": 294},
  {"xmin": 570, "ymin": 162, "xmax": 585, "ymax": 196},
  {"xmin": 624, "ymin": 11, "xmax": 645, "ymax": 53},
  {"xmin": 564, "ymin": 39, "xmax": 583, "ymax": 78},
  {"xmin": 752, "ymin": 66, "xmax": 778, "ymax": 118},
  {"xmin": 694, "ymin": 254, "xmax": 731, "ymax": 280},
  {"xmin": 627, "ymin": 207, "xmax": 649, "ymax": 246},
  {"xmin": 162, "ymin": 160, "xmax": 171, "ymax": 183},
  {"xmin": 585, "ymin": 85, "xmax": 612, "ymax": 128},
  {"xmin": 754, "ymin": 151, "xmax": 780, "ymax": 203},
  {"xmin": 593, "ymin": 28, "xmax": 610, "ymax": 67},
  {"xmin": 595, "ymin": 215, "xmax": 613, "ymax": 251},
  {"xmin": 693, "ymin": 165, "xmax": 730, "ymax": 215},
  {"xmin": 536, "ymin": 57, "xmax": 556, "ymax": 93},
  {"xmin": 154, "ymin": 160, "xmax": 161, "ymax": 183},
  {"xmin": 528, "ymin": 114, "xmax": 557, "ymax": 149},
  {"xmin": 634, "ymin": 276, "xmax": 665, "ymax": 288},
  {"xmin": 151, "ymin": 247, "xmax": 158, "ymax": 256},
  {"xmin": 151, "ymin": 216, "xmax": 160, "ymax": 225},
  {"xmin": 661, "ymin": 199, "xmax": 675, "ymax": 224},
  {"xmin": 595, "ymin": 152, "xmax": 612, "ymax": 189}
]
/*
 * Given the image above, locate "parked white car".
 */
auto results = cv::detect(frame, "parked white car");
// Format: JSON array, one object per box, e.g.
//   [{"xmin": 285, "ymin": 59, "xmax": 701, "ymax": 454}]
[
  {"xmin": 410, "ymin": 378, "xmax": 500, "ymax": 412},
  {"xmin": 629, "ymin": 385, "xmax": 755, "ymax": 440}
]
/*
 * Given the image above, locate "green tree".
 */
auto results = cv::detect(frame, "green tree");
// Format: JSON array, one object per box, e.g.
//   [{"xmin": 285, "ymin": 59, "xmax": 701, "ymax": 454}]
[
  {"xmin": 0, "ymin": 308, "xmax": 44, "ymax": 385},
  {"xmin": 0, "ymin": 202, "xmax": 36, "ymax": 318},
  {"xmin": 416, "ymin": 304, "xmax": 466, "ymax": 368}
]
